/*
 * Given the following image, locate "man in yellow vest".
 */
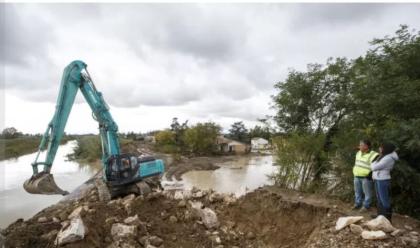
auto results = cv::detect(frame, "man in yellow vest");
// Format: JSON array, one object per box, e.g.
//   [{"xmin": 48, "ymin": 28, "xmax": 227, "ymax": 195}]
[{"xmin": 353, "ymin": 139, "xmax": 379, "ymax": 212}]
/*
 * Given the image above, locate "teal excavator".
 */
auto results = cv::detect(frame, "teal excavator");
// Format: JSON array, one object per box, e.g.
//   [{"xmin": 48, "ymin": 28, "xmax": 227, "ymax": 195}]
[{"xmin": 23, "ymin": 60, "xmax": 164, "ymax": 200}]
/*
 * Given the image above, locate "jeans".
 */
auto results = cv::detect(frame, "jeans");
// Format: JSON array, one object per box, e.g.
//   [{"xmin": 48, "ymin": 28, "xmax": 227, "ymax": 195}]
[
  {"xmin": 374, "ymin": 179, "xmax": 392, "ymax": 220},
  {"xmin": 354, "ymin": 177, "xmax": 373, "ymax": 208}
]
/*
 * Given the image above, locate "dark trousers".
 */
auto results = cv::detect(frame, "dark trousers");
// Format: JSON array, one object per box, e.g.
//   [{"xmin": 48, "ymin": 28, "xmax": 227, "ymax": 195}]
[{"xmin": 374, "ymin": 179, "xmax": 392, "ymax": 220}]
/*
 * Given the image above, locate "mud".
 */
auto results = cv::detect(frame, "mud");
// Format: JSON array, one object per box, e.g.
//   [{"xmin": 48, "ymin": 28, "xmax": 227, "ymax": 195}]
[{"xmin": 3, "ymin": 185, "xmax": 420, "ymax": 248}]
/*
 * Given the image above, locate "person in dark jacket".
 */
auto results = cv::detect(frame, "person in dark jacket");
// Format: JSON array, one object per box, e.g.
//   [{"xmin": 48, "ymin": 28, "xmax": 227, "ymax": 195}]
[{"xmin": 371, "ymin": 142, "xmax": 398, "ymax": 221}]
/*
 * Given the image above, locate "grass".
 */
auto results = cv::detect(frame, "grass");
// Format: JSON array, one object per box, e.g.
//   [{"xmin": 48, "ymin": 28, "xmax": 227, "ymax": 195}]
[
  {"xmin": 0, "ymin": 136, "xmax": 71, "ymax": 161},
  {"xmin": 67, "ymin": 135, "xmax": 138, "ymax": 163}
]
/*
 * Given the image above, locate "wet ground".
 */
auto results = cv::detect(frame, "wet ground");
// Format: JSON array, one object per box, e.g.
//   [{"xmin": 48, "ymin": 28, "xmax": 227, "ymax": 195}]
[{"xmin": 0, "ymin": 141, "xmax": 99, "ymax": 228}]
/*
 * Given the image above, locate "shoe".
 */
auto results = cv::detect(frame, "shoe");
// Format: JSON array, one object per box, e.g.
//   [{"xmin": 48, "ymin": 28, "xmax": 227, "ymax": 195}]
[
  {"xmin": 359, "ymin": 207, "xmax": 370, "ymax": 213},
  {"xmin": 351, "ymin": 205, "xmax": 361, "ymax": 210}
]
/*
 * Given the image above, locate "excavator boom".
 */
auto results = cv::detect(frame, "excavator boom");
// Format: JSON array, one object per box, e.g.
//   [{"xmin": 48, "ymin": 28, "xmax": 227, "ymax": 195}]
[{"xmin": 24, "ymin": 61, "xmax": 164, "ymax": 197}]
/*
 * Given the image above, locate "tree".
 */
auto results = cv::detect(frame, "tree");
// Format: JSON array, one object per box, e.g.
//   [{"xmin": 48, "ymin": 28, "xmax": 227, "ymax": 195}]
[
  {"xmin": 170, "ymin": 117, "xmax": 189, "ymax": 150},
  {"xmin": 154, "ymin": 130, "xmax": 176, "ymax": 153},
  {"xmin": 1, "ymin": 127, "xmax": 22, "ymax": 139},
  {"xmin": 228, "ymin": 121, "xmax": 249, "ymax": 143},
  {"xmin": 184, "ymin": 122, "xmax": 221, "ymax": 155}
]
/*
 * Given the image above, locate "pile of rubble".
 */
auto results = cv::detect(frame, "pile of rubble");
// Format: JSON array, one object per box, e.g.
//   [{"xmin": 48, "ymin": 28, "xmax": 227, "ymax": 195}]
[
  {"xmin": 2, "ymin": 185, "xmax": 420, "ymax": 248},
  {"xmin": 335, "ymin": 215, "xmax": 419, "ymax": 247}
]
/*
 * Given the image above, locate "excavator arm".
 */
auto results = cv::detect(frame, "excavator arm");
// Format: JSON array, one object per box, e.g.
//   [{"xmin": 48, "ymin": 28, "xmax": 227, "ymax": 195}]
[{"xmin": 24, "ymin": 61, "xmax": 164, "ymax": 197}]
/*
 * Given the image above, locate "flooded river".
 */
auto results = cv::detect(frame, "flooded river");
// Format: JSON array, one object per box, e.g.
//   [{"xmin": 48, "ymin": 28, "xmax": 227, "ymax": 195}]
[
  {"xmin": 0, "ymin": 141, "xmax": 98, "ymax": 228},
  {"xmin": 1, "ymin": 141, "xmax": 276, "ymax": 228},
  {"xmin": 162, "ymin": 155, "xmax": 276, "ymax": 196}
]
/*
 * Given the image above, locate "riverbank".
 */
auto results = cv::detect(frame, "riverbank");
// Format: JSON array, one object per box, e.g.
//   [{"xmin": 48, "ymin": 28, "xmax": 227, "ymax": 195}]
[
  {"xmin": 0, "ymin": 136, "xmax": 72, "ymax": 161},
  {"xmin": 2, "ymin": 185, "xmax": 419, "ymax": 247}
]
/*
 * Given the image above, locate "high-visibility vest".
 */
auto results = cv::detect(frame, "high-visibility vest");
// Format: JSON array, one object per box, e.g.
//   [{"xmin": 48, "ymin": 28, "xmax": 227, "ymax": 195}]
[{"xmin": 353, "ymin": 150, "xmax": 379, "ymax": 177}]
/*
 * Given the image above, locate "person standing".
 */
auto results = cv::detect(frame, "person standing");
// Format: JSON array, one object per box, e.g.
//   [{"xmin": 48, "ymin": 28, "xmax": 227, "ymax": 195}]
[
  {"xmin": 353, "ymin": 140, "xmax": 379, "ymax": 212},
  {"xmin": 372, "ymin": 142, "xmax": 398, "ymax": 221}
]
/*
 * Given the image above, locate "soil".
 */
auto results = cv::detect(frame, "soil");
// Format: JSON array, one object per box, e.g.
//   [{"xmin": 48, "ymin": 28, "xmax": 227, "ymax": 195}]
[{"xmin": 3, "ymin": 185, "xmax": 420, "ymax": 248}]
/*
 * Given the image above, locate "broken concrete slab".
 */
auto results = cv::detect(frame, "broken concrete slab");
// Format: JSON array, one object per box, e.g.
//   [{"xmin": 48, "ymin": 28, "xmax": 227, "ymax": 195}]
[
  {"xmin": 55, "ymin": 217, "xmax": 86, "ymax": 246},
  {"xmin": 110, "ymin": 223, "xmax": 137, "ymax": 240},
  {"xmin": 335, "ymin": 216, "xmax": 364, "ymax": 231},
  {"xmin": 364, "ymin": 215, "xmax": 396, "ymax": 233},
  {"xmin": 361, "ymin": 230, "xmax": 387, "ymax": 240}
]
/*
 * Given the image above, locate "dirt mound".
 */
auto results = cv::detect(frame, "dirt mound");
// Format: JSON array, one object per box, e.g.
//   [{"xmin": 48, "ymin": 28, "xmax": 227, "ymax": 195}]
[{"xmin": 2, "ymin": 187, "xmax": 420, "ymax": 248}]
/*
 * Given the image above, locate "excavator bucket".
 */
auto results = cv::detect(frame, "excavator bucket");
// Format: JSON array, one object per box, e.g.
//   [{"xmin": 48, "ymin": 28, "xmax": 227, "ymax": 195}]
[{"xmin": 23, "ymin": 173, "xmax": 69, "ymax": 195}]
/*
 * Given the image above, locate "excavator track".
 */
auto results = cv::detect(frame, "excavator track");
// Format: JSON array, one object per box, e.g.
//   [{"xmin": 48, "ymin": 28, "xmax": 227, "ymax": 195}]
[{"xmin": 95, "ymin": 177, "xmax": 162, "ymax": 202}]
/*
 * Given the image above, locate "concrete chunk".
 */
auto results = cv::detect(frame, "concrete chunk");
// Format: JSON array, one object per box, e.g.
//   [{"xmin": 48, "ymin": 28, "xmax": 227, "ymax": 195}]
[
  {"xmin": 365, "ymin": 215, "xmax": 396, "ymax": 233},
  {"xmin": 55, "ymin": 217, "xmax": 86, "ymax": 245},
  {"xmin": 335, "ymin": 216, "xmax": 364, "ymax": 231},
  {"xmin": 361, "ymin": 230, "xmax": 387, "ymax": 240}
]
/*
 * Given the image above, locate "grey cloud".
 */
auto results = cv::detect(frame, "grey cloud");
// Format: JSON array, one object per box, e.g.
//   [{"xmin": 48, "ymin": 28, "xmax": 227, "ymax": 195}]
[
  {"xmin": 291, "ymin": 3, "xmax": 391, "ymax": 29},
  {"xmin": 1, "ymin": 4, "xmax": 54, "ymax": 66}
]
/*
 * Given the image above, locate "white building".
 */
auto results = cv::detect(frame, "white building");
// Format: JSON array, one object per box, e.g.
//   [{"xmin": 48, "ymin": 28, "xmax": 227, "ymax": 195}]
[{"xmin": 251, "ymin": 137, "xmax": 270, "ymax": 151}]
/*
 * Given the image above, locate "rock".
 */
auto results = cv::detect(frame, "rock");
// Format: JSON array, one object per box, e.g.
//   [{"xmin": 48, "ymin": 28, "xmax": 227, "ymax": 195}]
[
  {"xmin": 192, "ymin": 191, "xmax": 204, "ymax": 198},
  {"xmin": 52, "ymin": 217, "xmax": 60, "ymax": 223},
  {"xmin": 124, "ymin": 215, "xmax": 141, "ymax": 225},
  {"xmin": 122, "ymin": 194, "xmax": 135, "ymax": 206},
  {"xmin": 410, "ymin": 231, "xmax": 419, "ymax": 236},
  {"xmin": 223, "ymin": 194, "xmax": 237, "ymax": 205},
  {"xmin": 364, "ymin": 215, "xmax": 396, "ymax": 233},
  {"xmin": 110, "ymin": 223, "xmax": 137, "ymax": 240},
  {"xmin": 391, "ymin": 229, "xmax": 404, "ymax": 237},
  {"xmin": 210, "ymin": 235, "xmax": 222, "ymax": 244},
  {"xmin": 169, "ymin": 215, "xmax": 178, "ymax": 223},
  {"xmin": 405, "ymin": 225, "xmax": 413, "ymax": 231},
  {"xmin": 174, "ymin": 190, "xmax": 192, "ymax": 200},
  {"xmin": 145, "ymin": 245, "xmax": 157, "ymax": 248},
  {"xmin": 189, "ymin": 201, "xmax": 219, "ymax": 228},
  {"xmin": 41, "ymin": 229, "xmax": 58, "ymax": 240},
  {"xmin": 401, "ymin": 236, "xmax": 418, "ymax": 247},
  {"xmin": 149, "ymin": 235, "xmax": 163, "ymax": 246},
  {"xmin": 335, "ymin": 216, "xmax": 364, "ymax": 231},
  {"xmin": 350, "ymin": 224, "xmax": 364, "ymax": 234},
  {"xmin": 208, "ymin": 193, "xmax": 224, "ymax": 203},
  {"xmin": 38, "ymin": 217, "xmax": 48, "ymax": 223},
  {"xmin": 361, "ymin": 230, "xmax": 387, "ymax": 240},
  {"xmin": 68, "ymin": 206, "xmax": 88, "ymax": 219},
  {"xmin": 200, "ymin": 208, "xmax": 219, "ymax": 229},
  {"xmin": 246, "ymin": 231, "xmax": 256, "ymax": 239},
  {"xmin": 138, "ymin": 236, "xmax": 148, "ymax": 246},
  {"xmin": 55, "ymin": 217, "xmax": 86, "ymax": 245},
  {"xmin": 178, "ymin": 200, "xmax": 186, "ymax": 207},
  {"xmin": 61, "ymin": 220, "xmax": 70, "ymax": 229},
  {"xmin": 107, "ymin": 240, "xmax": 138, "ymax": 248}
]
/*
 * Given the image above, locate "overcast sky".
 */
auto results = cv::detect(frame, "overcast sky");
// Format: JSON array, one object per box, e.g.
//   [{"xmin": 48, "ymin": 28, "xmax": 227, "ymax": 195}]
[{"xmin": 1, "ymin": 3, "xmax": 420, "ymax": 134}]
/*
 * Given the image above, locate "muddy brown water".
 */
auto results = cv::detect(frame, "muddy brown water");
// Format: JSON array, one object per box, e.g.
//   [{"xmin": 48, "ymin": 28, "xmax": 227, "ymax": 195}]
[
  {"xmin": 0, "ymin": 141, "xmax": 99, "ymax": 228},
  {"xmin": 1, "ymin": 141, "xmax": 276, "ymax": 228},
  {"xmin": 162, "ymin": 155, "xmax": 276, "ymax": 196}
]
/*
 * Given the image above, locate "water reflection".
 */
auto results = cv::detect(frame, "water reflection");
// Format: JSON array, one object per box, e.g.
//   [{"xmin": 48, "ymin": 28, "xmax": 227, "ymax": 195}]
[
  {"xmin": 163, "ymin": 155, "xmax": 276, "ymax": 196},
  {"xmin": 0, "ymin": 141, "xmax": 98, "ymax": 228}
]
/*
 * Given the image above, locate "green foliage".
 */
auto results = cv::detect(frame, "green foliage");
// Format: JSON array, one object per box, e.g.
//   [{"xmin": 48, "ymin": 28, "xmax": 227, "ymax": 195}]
[
  {"xmin": 272, "ymin": 25, "xmax": 420, "ymax": 218},
  {"xmin": 271, "ymin": 133, "xmax": 325, "ymax": 191},
  {"xmin": 228, "ymin": 121, "xmax": 249, "ymax": 143},
  {"xmin": 154, "ymin": 130, "xmax": 177, "ymax": 154},
  {"xmin": 68, "ymin": 136, "xmax": 102, "ymax": 162},
  {"xmin": 1, "ymin": 127, "xmax": 23, "ymax": 139},
  {"xmin": 184, "ymin": 122, "xmax": 221, "ymax": 155}
]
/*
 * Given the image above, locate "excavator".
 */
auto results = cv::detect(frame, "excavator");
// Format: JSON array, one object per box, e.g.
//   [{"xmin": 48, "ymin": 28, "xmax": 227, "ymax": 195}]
[{"xmin": 23, "ymin": 60, "xmax": 165, "ymax": 201}]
